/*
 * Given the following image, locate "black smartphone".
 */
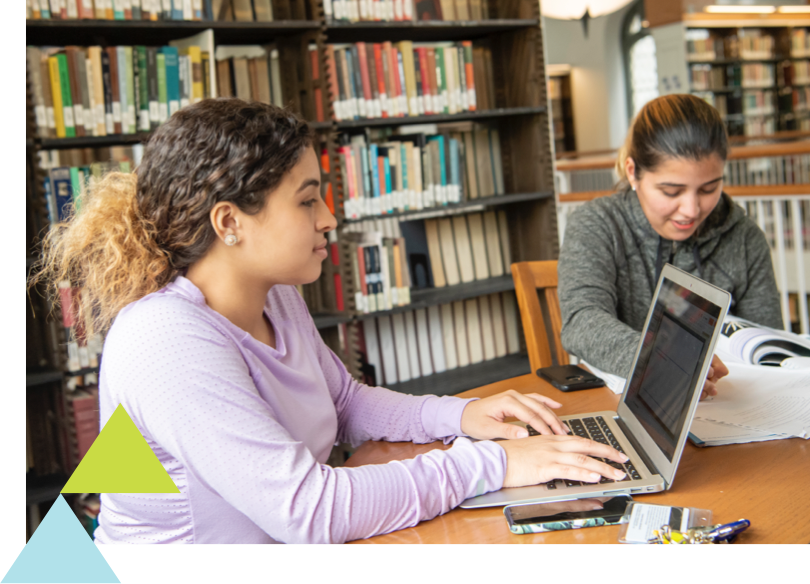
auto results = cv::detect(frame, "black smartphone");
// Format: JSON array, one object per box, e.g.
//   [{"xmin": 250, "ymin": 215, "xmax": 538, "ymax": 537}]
[
  {"xmin": 504, "ymin": 495, "xmax": 633, "ymax": 534},
  {"xmin": 537, "ymin": 364, "xmax": 605, "ymax": 391}
]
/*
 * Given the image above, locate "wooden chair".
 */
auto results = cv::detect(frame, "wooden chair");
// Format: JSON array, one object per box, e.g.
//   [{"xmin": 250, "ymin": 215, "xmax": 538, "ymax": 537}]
[{"xmin": 511, "ymin": 260, "xmax": 569, "ymax": 373}]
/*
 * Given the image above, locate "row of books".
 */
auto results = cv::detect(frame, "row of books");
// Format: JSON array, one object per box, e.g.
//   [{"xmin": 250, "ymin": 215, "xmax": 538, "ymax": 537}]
[
  {"xmin": 692, "ymin": 60, "xmax": 810, "ymax": 92},
  {"xmin": 342, "ymin": 207, "xmax": 511, "ymax": 314},
  {"xmin": 741, "ymin": 89, "xmax": 775, "ymax": 116},
  {"xmin": 358, "ymin": 292, "xmax": 520, "ymax": 386},
  {"xmin": 420, "ymin": 211, "xmax": 511, "ymax": 288},
  {"xmin": 27, "ymin": 40, "xmax": 211, "ymax": 139},
  {"xmin": 738, "ymin": 31, "xmax": 775, "ymax": 60},
  {"xmin": 214, "ymin": 45, "xmax": 284, "ymax": 108},
  {"xmin": 790, "ymin": 27, "xmax": 810, "ymax": 58},
  {"xmin": 793, "ymin": 87, "xmax": 810, "ymax": 113},
  {"xmin": 326, "ymin": 0, "xmax": 491, "ymax": 22},
  {"xmin": 39, "ymin": 146, "xmax": 142, "ymax": 221},
  {"xmin": 789, "ymin": 60, "xmax": 810, "ymax": 86},
  {"xmin": 345, "ymin": 230, "xmax": 413, "ymax": 313},
  {"xmin": 686, "ymin": 30, "xmax": 775, "ymax": 62},
  {"xmin": 741, "ymin": 116, "xmax": 776, "ymax": 136},
  {"xmin": 57, "ymin": 384, "xmax": 100, "ymax": 473},
  {"xmin": 689, "ymin": 64, "xmax": 726, "ymax": 91},
  {"xmin": 27, "ymin": 0, "xmax": 207, "ymax": 20},
  {"xmin": 740, "ymin": 63, "xmax": 775, "ymax": 88},
  {"xmin": 337, "ymin": 123, "xmax": 504, "ymax": 219},
  {"xmin": 326, "ymin": 40, "xmax": 497, "ymax": 121}
]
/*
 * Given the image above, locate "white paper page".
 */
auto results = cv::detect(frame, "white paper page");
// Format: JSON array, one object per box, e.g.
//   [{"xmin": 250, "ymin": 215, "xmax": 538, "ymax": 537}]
[
  {"xmin": 695, "ymin": 363, "xmax": 810, "ymax": 438},
  {"xmin": 782, "ymin": 357, "xmax": 810, "ymax": 370},
  {"xmin": 581, "ymin": 361, "xmax": 626, "ymax": 395},
  {"xmin": 689, "ymin": 418, "xmax": 786, "ymax": 445}
]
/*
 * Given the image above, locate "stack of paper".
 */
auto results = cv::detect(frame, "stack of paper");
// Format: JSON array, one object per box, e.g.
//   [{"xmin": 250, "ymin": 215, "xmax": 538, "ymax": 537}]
[
  {"xmin": 581, "ymin": 359, "xmax": 810, "ymax": 446},
  {"xmin": 691, "ymin": 362, "xmax": 810, "ymax": 445}
]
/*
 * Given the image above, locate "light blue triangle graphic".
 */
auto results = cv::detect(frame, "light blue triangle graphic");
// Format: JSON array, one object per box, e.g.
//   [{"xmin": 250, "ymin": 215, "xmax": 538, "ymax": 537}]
[{"xmin": 2, "ymin": 495, "xmax": 119, "ymax": 583}]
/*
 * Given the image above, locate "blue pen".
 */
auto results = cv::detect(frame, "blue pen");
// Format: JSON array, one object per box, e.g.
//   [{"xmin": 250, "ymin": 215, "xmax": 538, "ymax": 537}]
[{"xmin": 704, "ymin": 519, "xmax": 750, "ymax": 543}]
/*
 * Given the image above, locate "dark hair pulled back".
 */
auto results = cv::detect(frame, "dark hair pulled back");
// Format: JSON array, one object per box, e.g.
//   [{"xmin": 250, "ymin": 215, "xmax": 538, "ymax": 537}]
[{"xmin": 617, "ymin": 94, "xmax": 728, "ymax": 188}]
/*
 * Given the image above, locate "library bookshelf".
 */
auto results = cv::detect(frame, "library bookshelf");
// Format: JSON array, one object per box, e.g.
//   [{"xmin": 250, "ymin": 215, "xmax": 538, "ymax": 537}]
[
  {"xmin": 679, "ymin": 13, "xmax": 810, "ymax": 138},
  {"xmin": 25, "ymin": 0, "xmax": 559, "ymax": 534}
]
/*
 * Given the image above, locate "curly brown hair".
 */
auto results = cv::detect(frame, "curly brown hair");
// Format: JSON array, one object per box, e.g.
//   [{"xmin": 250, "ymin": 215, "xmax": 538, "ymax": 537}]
[{"xmin": 30, "ymin": 98, "xmax": 314, "ymax": 336}]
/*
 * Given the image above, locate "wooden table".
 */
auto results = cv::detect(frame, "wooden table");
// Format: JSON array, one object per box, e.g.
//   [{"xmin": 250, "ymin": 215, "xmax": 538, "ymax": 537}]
[{"xmin": 346, "ymin": 373, "xmax": 810, "ymax": 544}]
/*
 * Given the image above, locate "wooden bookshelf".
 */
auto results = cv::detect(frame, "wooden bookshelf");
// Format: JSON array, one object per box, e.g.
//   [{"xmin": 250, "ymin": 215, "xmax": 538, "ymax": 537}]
[
  {"xmin": 325, "ymin": 1, "xmax": 556, "ymax": 394},
  {"xmin": 342, "ymin": 190, "xmax": 554, "ymax": 223},
  {"xmin": 682, "ymin": 16, "xmax": 810, "ymax": 136},
  {"xmin": 386, "ymin": 353, "xmax": 531, "ymax": 396},
  {"xmin": 24, "ymin": 4, "xmax": 557, "ymax": 505}
]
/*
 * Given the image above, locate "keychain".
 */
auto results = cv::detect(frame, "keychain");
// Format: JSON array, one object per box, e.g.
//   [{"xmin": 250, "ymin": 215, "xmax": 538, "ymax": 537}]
[{"xmin": 650, "ymin": 519, "xmax": 751, "ymax": 544}]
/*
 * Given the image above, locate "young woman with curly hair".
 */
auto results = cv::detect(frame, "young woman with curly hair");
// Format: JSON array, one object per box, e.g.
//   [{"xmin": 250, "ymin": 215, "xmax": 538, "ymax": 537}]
[{"xmin": 32, "ymin": 98, "xmax": 627, "ymax": 544}]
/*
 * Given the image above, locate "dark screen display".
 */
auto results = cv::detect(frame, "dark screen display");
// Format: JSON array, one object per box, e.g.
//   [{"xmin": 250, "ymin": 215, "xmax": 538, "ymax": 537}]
[
  {"xmin": 510, "ymin": 496, "xmax": 632, "ymax": 524},
  {"xmin": 625, "ymin": 279, "xmax": 721, "ymax": 461}
]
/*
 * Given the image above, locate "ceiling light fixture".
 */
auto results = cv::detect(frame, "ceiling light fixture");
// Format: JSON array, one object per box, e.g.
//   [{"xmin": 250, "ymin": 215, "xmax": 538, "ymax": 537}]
[{"xmin": 777, "ymin": 6, "xmax": 810, "ymax": 14}]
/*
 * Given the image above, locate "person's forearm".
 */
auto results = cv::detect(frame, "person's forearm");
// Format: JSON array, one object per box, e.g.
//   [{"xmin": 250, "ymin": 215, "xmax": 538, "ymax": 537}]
[
  {"xmin": 326, "ymin": 438, "xmax": 506, "ymax": 543},
  {"xmin": 561, "ymin": 307, "xmax": 641, "ymax": 377},
  {"xmin": 332, "ymin": 368, "xmax": 475, "ymax": 446}
]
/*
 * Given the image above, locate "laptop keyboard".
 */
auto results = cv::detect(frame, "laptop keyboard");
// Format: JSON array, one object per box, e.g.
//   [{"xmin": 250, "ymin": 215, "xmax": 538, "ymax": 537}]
[{"xmin": 527, "ymin": 416, "xmax": 642, "ymax": 488}]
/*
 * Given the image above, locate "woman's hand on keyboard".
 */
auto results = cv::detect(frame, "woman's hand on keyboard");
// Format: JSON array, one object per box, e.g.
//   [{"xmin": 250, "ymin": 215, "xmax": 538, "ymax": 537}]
[
  {"xmin": 460, "ymin": 390, "xmax": 569, "ymax": 439},
  {"xmin": 498, "ymin": 435, "xmax": 629, "ymax": 488}
]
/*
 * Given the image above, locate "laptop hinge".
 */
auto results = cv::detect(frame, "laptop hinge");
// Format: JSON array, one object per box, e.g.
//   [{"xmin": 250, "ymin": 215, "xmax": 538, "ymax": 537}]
[{"xmin": 615, "ymin": 416, "xmax": 663, "ymax": 485}]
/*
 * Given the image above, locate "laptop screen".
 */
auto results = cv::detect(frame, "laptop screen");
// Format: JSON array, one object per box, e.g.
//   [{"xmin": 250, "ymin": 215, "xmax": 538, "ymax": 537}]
[{"xmin": 624, "ymin": 278, "xmax": 722, "ymax": 461}]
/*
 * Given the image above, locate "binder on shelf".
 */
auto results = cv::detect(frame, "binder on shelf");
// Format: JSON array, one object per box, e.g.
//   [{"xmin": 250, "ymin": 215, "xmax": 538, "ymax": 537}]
[
  {"xmin": 478, "ymin": 294, "xmax": 497, "ymax": 361},
  {"xmin": 437, "ymin": 217, "xmax": 460, "ymax": 286},
  {"xmin": 482, "ymin": 210, "xmax": 503, "ymax": 277},
  {"xmin": 452, "ymin": 300, "xmax": 470, "ymax": 368},
  {"xmin": 451, "ymin": 214, "xmax": 475, "ymax": 283},
  {"xmin": 465, "ymin": 297, "xmax": 484, "ymax": 365},
  {"xmin": 502, "ymin": 292, "xmax": 521, "ymax": 355},
  {"xmin": 404, "ymin": 311, "xmax": 422, "ymax": 380},
  {"xmin": 440, "ymin": 302, "xmax": 458, "ymax": 370},
  {"xmin": 414, "ymin": 307, "xmax": 434, "ymax": 377},
  {"xmin": 377, "ymin": 314, "xmax": 398, "ymax": 385},
  {"xmin": 489, "ymin": 292, "xmax": 508, "ymax": 358}
]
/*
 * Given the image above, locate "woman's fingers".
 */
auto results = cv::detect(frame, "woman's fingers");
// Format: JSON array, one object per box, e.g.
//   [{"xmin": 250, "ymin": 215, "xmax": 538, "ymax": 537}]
[
  {"xmin": 506, "ymin": 400, "xmax": 555, "ymax": 436},
  {"xmin": 712, "ymin": 354, "xmax": 730, "ymax": 380},
  {"xmin": 507, "ymin": 391, "xmax": 568, "ymax": 436},
  {"xmin": 701, "ymin": 380, "xmax": 717, "ymax": 400},
  {"xmin": 546, "ymin": 452, "xmax": 626, "ymax": 483},
  {"xmin": 523, "ymin": 393, "xmax": 563, "ymax": 409},
  {"xmin": 553, "ymin": 435, "xmax": 629, "ymax": 464},
  {"xmin": 499, "ymin": 435, "xmax": 629, "ymax": 488}
]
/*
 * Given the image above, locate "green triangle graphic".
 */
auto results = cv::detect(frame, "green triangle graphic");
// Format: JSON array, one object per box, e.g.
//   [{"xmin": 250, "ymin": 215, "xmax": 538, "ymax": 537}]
[{"xmin": 62, "ymin": 403, "xmax": 180, "ymax": 494}]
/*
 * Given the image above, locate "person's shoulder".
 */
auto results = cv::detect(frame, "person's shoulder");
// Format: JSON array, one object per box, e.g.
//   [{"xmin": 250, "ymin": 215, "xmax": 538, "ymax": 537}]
[
  {"xmin": 563, "ymin": 191, "xmax": 630, "ymax": 242},
  {"xmin": 108, "ymin": 280, "xmax": 232, "ymax": 350},
  {"xmin": 267, "ymin": 285, "xmax": 313, "ymax": 326}
]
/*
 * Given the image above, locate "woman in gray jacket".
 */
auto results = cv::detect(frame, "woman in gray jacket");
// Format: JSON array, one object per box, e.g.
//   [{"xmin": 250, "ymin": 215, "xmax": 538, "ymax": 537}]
[{"xmin": 558, "ymin": 94, "xmax": 782, "ymax": 398}]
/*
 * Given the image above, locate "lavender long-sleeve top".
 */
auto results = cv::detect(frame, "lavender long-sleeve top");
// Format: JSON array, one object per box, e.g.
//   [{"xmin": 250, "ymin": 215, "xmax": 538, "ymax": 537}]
[{"xmin": 93, "ymin": 276, "xmax": 507, "ymax": 544}]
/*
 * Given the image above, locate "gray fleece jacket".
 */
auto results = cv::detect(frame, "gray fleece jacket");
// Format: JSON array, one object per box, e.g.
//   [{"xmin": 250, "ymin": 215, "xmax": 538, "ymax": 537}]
[{"xmin": 558, "ymin": 189, "xmax": 782, "ymax": 378}]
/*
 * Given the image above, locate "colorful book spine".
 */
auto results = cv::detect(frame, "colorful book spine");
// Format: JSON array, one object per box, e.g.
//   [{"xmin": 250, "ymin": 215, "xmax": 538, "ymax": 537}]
[
  {"xmin": 162, "ymin": 46, "xmax": 180, "ymax": 116},
  {"xmin": 56, "ymin": 54, "xmax": 76, "ymax": 137},
  {"xmin": 156, "ymin": 51, "xmax": 168, "ymax": 123}
]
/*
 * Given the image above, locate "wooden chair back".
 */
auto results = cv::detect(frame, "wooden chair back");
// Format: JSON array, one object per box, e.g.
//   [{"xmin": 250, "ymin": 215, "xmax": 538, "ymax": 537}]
[{"xmin": 511, "ymin": 260, "xmax": 569, "ymax": 372}]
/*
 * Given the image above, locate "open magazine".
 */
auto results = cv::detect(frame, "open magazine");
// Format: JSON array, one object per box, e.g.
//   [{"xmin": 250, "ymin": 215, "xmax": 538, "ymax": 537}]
[{"xmin": 715, "ymin": 316, "xmax": 810, "ymax": 369}]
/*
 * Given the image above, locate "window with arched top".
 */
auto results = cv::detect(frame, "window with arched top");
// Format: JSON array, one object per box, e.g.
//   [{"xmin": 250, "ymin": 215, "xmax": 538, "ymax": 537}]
[{"xmin": 622, "ymin": 0, "xmax": 659, "ymax": 121}]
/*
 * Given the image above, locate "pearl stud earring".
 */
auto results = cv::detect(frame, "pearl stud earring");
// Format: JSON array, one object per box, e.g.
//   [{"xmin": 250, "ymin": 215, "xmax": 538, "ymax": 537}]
[{"xmin": 224, "ymin": 234, "xmax": 238, "ymax": 246}]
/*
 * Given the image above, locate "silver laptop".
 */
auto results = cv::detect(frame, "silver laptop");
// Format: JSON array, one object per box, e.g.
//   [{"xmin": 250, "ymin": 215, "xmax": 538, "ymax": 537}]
[{"xmin": 460, "ymin": 264, "xmax": 731, "ymax": 509}]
